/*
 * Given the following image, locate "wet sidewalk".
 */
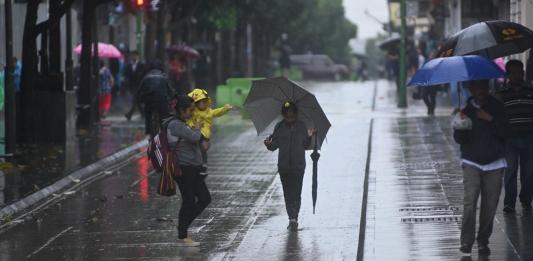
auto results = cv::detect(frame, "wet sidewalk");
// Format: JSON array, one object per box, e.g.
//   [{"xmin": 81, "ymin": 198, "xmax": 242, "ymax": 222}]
[
  {"xmin": 0, "ymin": 98, "xmax": 146, "ymax": 208},
  {"xmin": 362, "ymin": 82, "xmax": 533, "ymax": 260}
]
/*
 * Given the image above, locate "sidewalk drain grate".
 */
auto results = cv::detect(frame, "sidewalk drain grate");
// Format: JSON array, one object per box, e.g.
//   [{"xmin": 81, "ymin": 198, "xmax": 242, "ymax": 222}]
[
  {"xmin": 399, "ymin": 207, "xmax": 460, "ymax": 212},
  {"xmin": 401, "ymin": 215, "xmax": 462, "ymax": 223},
  {"xmin": 397, "ymin": 161, "xmax": 454, "ymax": 169}
]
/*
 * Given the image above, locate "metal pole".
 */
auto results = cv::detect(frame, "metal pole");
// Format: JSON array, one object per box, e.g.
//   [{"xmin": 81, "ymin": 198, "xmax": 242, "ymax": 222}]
[
  {"xmin": 65, "ymin": 7, "xmax": 73, "ymax": 91},
  {"xmin": 398, "ymin": 0, "xmax": 408, "ymax": 108},
  {"xmin": 4, "ymin": 0, "xmax": 16, "ymax": 154},
  {"xmin": 136, "ymin": 12, "xmax": 143, "ymax": 58}
]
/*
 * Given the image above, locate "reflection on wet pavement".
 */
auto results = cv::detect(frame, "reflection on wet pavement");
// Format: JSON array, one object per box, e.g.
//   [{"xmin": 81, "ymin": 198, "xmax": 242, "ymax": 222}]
[
  {"xmin": 0, "ymin": 80, "xmax": 532, "ymax": 260},
  {"xmin": 1, "ymin": 118, "xmax": 145, "ymax": 206},
  {"xmin": 364, "ymin": 115, "xmax": 530, "ymax": 260}
]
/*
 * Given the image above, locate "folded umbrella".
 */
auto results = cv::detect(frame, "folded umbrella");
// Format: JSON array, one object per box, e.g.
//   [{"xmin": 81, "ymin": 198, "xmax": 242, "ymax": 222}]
[
  {"xmin": 438, "ymin": 20, "xmax": 533, "ymax": 59},
  {"xmin": 408, "ymin": 55, "xmax": 505, "ymax": 87}
]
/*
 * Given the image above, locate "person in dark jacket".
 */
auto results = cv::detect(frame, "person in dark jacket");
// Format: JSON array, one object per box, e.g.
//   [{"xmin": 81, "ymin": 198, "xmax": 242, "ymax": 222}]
[
  {"xmin": 454, "ymin": 80, "xmax": 510, "ymax": 256},
  {"xmin": 167, "ymin": 95, "xmax": 210, "ymax": 247},
  {"xmin": 124, "ymin": 51, "xmax": 146, "ymax": 121},
  {"xmin": 136, "ymin": 62, "xmax": 175, "ymax": 136},
  {"xmin": 498, "ymin": 60, "xmax": 533, "ymax": 213},
  {"xmin": 264, "ymin": 102, "xmax": 316, "ymax": 231}
]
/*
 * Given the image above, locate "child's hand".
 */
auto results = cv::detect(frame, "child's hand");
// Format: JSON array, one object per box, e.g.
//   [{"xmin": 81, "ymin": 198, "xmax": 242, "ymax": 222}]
[
  {"xmin": 307, "ymin": 128, "xmax": 317, "ymax": 137},
  {"xmin": 225, "ymin": 104, "xmax": 234, "ymax": 110}
]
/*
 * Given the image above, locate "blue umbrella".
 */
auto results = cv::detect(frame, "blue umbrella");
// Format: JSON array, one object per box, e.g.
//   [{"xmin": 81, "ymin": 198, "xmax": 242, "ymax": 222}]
[{"xmin": 408, "ymin": 55, "xmax": 505, "ymax": 87}]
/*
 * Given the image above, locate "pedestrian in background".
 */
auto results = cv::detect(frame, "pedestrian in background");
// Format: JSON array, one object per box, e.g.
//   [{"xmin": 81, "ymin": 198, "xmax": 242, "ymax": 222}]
[
  {"xmin": 278, "ymin": 33, "xmax": 292, "ymax": 77},
  {"xmin": 167, "ymin": 95, "xmax": 210, "ymax": 247},
  {"xmin": 124, "ymin": 51, "xmax": 146, "ymax": 121},
  {"xmin": 498, "ymin": 60, "xmax": 533, "ymax": 213},
  {"xmin": 99, "ymin": 60, "xmax": 114, "ymax": 119},
  {"xmin": 453, "ymin": 80, "xmax": 510, "ymax": 256},
  {"xmin": 264, "ymin": 102, "xmax": 316, "ymax": 232},
  {"xmin": 136, "ymin": 62, "xmax": 174, "ymax": 136}
]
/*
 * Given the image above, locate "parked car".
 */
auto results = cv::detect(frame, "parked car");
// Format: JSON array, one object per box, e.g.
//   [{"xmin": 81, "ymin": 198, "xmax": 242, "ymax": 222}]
[{"xmin": 290, "ymin": 54, "xmax": 350, "ymax": 80}]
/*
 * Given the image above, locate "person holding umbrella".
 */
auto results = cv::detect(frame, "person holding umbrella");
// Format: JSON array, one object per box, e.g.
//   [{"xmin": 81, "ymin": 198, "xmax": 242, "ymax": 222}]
[
  {"xmin": 264, "ymin": 101, "xmax": 316, "ymax": 232},
  {"xmin": 453, "ymin": 80, "xmax": 510, "ymax": 256}
]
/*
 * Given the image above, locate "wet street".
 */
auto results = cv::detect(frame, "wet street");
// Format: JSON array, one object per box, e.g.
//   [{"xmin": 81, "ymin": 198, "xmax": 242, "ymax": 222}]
[{"xmin": 1, "ymin": 80, "xmax": 532, "ymax": 260}]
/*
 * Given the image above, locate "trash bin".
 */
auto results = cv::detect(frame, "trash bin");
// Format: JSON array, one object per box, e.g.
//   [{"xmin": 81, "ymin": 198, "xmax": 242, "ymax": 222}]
[
  {"xmin": 215, "ymin": 84, "xmax": 231, "ymax": 106},
  {"xmin": 226, "ymin": 78, "xmax": 262, "ymax": 108}
]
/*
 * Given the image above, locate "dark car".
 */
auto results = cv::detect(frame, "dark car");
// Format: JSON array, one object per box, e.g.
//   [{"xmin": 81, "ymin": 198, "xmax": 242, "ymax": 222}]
[{"xmin": 290, "ymin": 54, "xmax": 350, "ymax": 81}]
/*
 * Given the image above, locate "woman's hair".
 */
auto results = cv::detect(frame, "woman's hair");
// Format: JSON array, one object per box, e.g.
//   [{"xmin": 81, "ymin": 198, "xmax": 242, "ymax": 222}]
[
  {"xmin": 281, "ymin": 101, "xmax": 298, "ymax": 115},
  {"xmin": 174, "ymin": 95, "xmax": 194, "ymax": 115}
]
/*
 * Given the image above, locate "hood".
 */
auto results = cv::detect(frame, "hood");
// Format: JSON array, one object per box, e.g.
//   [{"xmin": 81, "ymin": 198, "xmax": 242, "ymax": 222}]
[{"xmin": 188, "ymin": 88, "xmax": 212, "ymax": 105}]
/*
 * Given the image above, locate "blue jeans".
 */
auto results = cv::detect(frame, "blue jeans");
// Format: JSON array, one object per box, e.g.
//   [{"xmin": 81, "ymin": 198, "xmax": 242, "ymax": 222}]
[{"xmin": 504, "ymin": 135, "xmax": 533, "ymax": 207}]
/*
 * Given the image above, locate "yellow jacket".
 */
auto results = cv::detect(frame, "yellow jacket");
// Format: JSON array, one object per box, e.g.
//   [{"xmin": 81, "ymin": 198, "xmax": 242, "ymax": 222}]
[{"xmin": 187, "ymin": 89, "xmax": 231, "ymax": 139}]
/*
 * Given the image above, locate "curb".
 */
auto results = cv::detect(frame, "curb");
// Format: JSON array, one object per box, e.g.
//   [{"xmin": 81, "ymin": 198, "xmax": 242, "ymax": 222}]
[{"xmin": 0, "ymin": 139, "xmax": 148, "ymax": 221}]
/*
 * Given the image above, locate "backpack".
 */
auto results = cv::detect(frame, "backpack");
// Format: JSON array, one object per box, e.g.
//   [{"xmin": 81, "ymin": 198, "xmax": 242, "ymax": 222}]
[{"xmin": 147, "ymin": 118, "xmax": 181, "ymax": 196}]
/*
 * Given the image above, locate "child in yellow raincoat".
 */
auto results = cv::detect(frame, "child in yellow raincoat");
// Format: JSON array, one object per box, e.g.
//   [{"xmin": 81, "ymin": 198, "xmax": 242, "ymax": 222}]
[{"xmin": 187, "ymin": 88, "xmax": 232, "ymax": 173}]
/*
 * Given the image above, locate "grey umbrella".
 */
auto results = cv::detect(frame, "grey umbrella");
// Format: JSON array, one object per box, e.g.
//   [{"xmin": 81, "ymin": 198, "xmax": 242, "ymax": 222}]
[{"xmin": 244, "ymin": 77, "xmax": 331, "ymax": 213}]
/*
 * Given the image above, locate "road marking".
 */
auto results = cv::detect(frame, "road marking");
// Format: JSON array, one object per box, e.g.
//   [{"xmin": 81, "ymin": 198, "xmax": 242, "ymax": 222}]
[
  {"xmin": 26, "ymin": 226, "xmax": 73, "ymax": 259},
  {"xmin": 356, "ymin": 118, "xmax": 373, "ymax": 261}
]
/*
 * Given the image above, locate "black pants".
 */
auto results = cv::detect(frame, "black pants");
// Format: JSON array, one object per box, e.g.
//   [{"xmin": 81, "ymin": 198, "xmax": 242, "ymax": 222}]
[
  {"xmin": 143, "ymin": 94, "xmax": 169, "ymax": 136},
  {"xmin": 422, "ymin": 87, "xmax": 438, "ymax": 115},
  {"xmin": 279, "ymin": 171, "xmax": 305, "ymax": 220},
  {"xmin": 174, "ymin": 165, "xmax": 211, "ymax": 239}
]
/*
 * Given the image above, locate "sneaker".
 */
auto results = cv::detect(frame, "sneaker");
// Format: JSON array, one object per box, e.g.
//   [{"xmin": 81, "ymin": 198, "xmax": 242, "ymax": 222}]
[
  {"xmin": 522, "ymin": 202, "xmax": 532, "ymax": 211},
  {"xmin": 503, "ymin": 205, "xmax": 515, "ymax": 213},
  {"xmin": 177, "ymin": 238, "xmax": 200, "ymax": 247},
  {"xmin": 460, "ymin": 245, "xmax": 472, "ymax": 256},
  {"xmin": 287, "ymin": 219, "xmax": 298, "ymax": 232},
  {"xmin": 478, "ymin": 245, "xmax": 491, "ymax": 256}
]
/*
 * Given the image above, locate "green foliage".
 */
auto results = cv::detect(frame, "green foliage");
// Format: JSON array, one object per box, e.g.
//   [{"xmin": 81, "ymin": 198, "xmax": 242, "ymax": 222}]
[{"xmin": 191, "ymin": 0, "xmax": 357, "ymax": 64}]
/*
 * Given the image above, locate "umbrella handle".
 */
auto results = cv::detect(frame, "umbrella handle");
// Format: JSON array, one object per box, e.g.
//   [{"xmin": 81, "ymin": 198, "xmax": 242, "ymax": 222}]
[{"xmin": 311, "ymin": 133, "xmax": 320, "ymax": 161}]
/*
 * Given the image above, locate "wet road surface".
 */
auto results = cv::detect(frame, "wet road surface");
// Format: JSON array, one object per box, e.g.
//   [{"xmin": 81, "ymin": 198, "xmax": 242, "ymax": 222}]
[{"xmin": 1, "ymin": 80, "xmax": 532, "ymax": 260}]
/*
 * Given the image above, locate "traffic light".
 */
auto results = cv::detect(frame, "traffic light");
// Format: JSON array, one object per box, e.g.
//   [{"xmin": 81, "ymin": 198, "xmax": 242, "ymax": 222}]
[{"xmin": 130, "ymin": 0, "xmax": 147, "ymax": 11}]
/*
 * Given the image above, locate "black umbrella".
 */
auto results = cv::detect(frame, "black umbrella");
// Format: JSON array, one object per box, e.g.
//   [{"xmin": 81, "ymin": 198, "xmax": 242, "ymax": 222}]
[
  {"xmin": 438, "ymin": 20, "xmax": 533, "ymax": 59},
  {"xmin": 378, "ymin": 33, "xmax": 401, "ymax": 50},
  {"xmin": 244, "ymin": 77, "xmax": 331, "ymax": 213}
]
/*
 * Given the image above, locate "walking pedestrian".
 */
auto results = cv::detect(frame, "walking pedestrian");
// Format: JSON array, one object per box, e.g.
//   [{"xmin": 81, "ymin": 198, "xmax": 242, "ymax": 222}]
[
  {"xmin": 136, "ymin": 62, "xmax": 174, "ymax": 136},
  {"xmin": 278, "ymin": 33, "xmax": 292, "ymax": 77},
  {"xmin": 498, "ymin": 60, "xmax": 533, "ymax": 213},
  {"xmin": 453, "ymin": 79, "xmax": 510, "ymax": 256},
  {"xmin": 187, "ymin": 88, "xmax": 233, "ymax": 173},
  {"xmin": 264, "ymin": 102, "xmax": 316, "ymax": 232},
  {"xmin": 167, "ymin": 95, "xmax": 210, "ymax": 247},
  {"xmin": 99, "ymin": 60, "xmax": 114, "ymax": 118},
  {"xmin": 422, "ymin": 85, "xmax": 438, "ymax": 116},
  {"xmin": 124, "ymin": 51, "xmax": 146, "ymax": 121},
  {"xmin": 168, "ymin": 54, "xmax": 189, "ymax": 95}
]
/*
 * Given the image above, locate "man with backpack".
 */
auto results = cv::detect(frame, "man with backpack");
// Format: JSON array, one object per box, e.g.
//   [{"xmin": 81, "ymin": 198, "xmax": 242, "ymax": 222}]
[{"xmin": 136, "ymin": 61, "xmax": 175, "ymax": 137}]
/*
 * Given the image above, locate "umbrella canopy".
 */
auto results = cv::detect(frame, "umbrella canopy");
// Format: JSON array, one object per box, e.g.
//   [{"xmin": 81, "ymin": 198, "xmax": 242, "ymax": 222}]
[
  {"xmin": 378, "ymin": 33, "xmax": 401, "ymax": 50},
  {"xmin": 166, "ymin": 45, "xmax": 200, "ymax": 59},
  {"xmin": 438, "ymin": 20, "xmax": 533, "ymax": 59},
  {"xmin": 408, "ymin": 55, "xmax": 505, "ymax": 87},
  {"xmin": 244, "ymin": 77, "xmax": 331, "ymax": 150},
  {"xmin": 73, "ymin": 43, "xmax": 122, "ymax": 58}
]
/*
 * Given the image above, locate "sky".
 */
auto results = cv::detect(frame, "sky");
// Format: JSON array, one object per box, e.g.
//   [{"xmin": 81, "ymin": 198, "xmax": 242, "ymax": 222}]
[{"xmin": 343, "ymin": 0, "xmax": 389, "ymax": 39}]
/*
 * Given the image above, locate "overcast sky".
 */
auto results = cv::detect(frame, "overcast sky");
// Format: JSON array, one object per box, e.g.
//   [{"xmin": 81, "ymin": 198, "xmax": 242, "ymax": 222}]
[{"xmin": 343, "ymin": 0, "xmax": 389, "ymax": 39}]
